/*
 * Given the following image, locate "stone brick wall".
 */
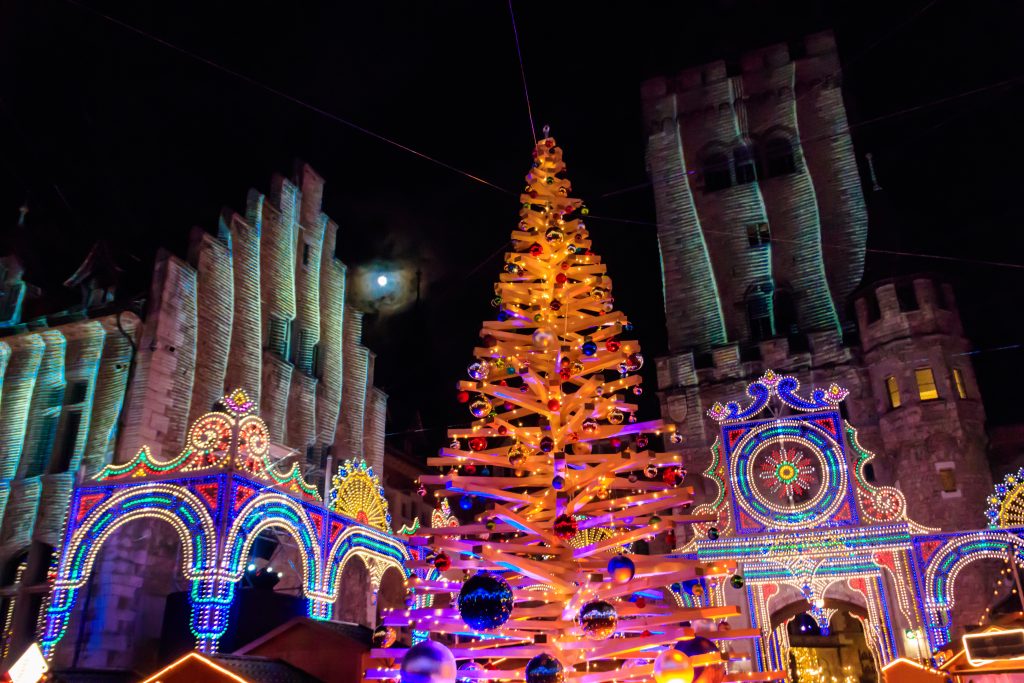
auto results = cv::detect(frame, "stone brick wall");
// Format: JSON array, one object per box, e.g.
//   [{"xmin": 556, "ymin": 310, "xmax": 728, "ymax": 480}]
[{"xmin": 642, "ymin": 30, "xmax": 860, "ymax": 350}]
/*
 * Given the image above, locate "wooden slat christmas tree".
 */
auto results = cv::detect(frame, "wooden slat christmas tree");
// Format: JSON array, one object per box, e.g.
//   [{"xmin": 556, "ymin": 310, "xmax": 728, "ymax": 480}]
[{"xmin": 373, "ymin": 135, "xmax": 772, "ymax": 683}]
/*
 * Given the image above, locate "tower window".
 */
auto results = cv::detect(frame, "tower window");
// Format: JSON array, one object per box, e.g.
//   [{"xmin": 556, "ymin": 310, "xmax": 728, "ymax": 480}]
[
  {"xmin": 734, "ymin": 147, "xmax": 757, "ymax": 185},
  {"xmin": 896, "ymin": 283, "xmax": 919, "ymax": 311},
  {"xmin": 885, "ymin": 375, "xmax": 901, "ymax": 409},
  {"xmin": 746, "ymin": 223, "xmax": 771, "ymax": 247},
  {"xmin": 702, "ymin": 153, "xmax": 732, "ymax": 192},
  {"xmin": 268, "ymin": 317, "xmax": 290, "ymax": 359},
  {"xmin": 938, "ymin": 466, "xmax": 957, "ymax": 493},
  {"xmin": 302, "ymin": 243, "xmax": 310, "ymax": 266},
  {"xmin": 746, "ymin": 292, "xmax": 772, "ymax": 341},
  {"xmin": 763, "ymin": 138, "xmax": 796, "ymax": 177},
  {"xmin": 915, "ymin": 367, "xmax": 939, "ymax": 401},
  {"xmin": 952, "ymin": 368, "xmax": 968, "ymax": 399}
]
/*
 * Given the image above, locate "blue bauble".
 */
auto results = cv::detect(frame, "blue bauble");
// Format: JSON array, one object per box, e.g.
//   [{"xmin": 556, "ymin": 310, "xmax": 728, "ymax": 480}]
[
  {"xmin": 458, "ymin": 661, "xmax": 483, "ymax": 683},
  {"xmin": 607, "ymin": 554, "xmax": 635, "ymax": 584},
  {"xmin": 525, "ymin": 654, "xmax": 564, "ymax": 683},
  {"xmin": 675, "ymin": 636, "xmax": 725, "ymax": 683},
  {"xmin": 459, "ymin": 495, "xmax": 474, "ymax": 511},
  {"xmin": 581, "ymin": 340, "xmax": 598, "ymax": 356},
  {"xmin": 458, "ymin": 572, "xmax": 513, "ymax": 631}
]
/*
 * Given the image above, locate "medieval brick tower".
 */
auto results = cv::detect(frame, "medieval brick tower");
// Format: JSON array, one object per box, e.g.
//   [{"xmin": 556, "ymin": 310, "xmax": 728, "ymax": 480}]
[{"xmin": 643, "ymin": 31, "xmax": 992, "ymax": 532}]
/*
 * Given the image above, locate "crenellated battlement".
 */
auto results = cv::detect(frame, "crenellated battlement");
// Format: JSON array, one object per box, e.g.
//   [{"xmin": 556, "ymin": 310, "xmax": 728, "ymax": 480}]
[{"xmin": 854, "ymin": 274, "xmax": 965, "ymax": 353}]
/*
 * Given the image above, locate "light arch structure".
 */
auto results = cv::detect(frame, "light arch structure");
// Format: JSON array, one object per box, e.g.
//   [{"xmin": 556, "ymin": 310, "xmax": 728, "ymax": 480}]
[
  {"xmin": 41, "ymin": 390, "xmax": 414, "ymax": 658},
  {"xmin": 912, "ymin": 528, "xmax": 1024, "ymax": 650}
]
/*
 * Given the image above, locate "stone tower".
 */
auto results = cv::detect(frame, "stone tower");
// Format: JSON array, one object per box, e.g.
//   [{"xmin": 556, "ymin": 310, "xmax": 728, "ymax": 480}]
[
  {"xmin": 854, "ymin": 275, "xmax": 991, "ymax": 530},
  {"xmin": 645, "ymin": 32, "xmax": 992, "ymax": 533}
]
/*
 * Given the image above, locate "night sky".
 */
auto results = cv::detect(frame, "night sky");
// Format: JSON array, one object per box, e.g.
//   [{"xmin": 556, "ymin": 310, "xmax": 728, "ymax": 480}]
[{"xmin": 2, "ymin": 1, "xmax": 1023, "ymax": 447}]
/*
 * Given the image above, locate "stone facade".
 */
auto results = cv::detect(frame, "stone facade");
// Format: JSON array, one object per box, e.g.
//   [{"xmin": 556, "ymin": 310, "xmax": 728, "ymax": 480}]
[
  {"xmin": 645, "ymin": 32, "xmax": 997, "ymax": 654},
  {"xmin": 645, "ymin": 32, "xmax": 993, "ymax": 534},
  {"xmin": 0, "ymin": 162, "xmax": 388, "ymax": 669}
]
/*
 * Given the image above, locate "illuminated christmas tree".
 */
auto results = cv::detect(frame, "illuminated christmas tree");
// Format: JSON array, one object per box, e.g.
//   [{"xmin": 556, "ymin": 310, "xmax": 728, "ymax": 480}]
[{"xmin": 376, "ymin": 134, "xmax": 774, "ymax": 683}]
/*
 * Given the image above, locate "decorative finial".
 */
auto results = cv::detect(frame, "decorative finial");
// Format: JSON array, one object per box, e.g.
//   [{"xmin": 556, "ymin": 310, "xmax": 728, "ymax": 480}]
[{"xmin": 542, "ymin": 124, "xmax": 551, "ymax": 140}]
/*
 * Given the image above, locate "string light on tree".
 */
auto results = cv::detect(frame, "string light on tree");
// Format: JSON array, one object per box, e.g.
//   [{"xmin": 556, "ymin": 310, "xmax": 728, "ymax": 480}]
[{"xmin": 376, "ymin": 133, "xmax": 772, "ymax": 682}]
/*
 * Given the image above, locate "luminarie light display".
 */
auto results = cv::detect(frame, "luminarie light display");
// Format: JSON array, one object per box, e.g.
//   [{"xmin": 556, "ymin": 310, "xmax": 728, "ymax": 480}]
[{"xmin": 372, "ymin": 135, "xmax": 778, "ymax": 682}]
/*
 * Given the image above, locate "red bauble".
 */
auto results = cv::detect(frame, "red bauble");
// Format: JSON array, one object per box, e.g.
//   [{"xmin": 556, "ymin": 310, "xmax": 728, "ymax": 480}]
[
  {"xmin": 469, "ymin": 437, "xmax": 488, "ymax": 452},
  {"xmin": 482, "ymin": 334, "xmax": 497, "ymax": 347},
  {"xmin": 662, "ymin": 467, "xmax": 678, "ymax": 485},
  {"xmin": 605, "ymin": 339, "xmax": 621, "ymax": 353},
  {"xmin": 610, "ymin": 437, "xmax": 623, "ymax": 450},
  {"xmin": 636, "ymin": 596, "xmax": 647, "ymax": 608},
  {"xmin": 433, "ymin": 552, "xmax": 451, "ymax": 571},
  {"xmin": 529, "ymin": 243, "xmax": 543, "ymax": 257},
  {"xmin": 464, "ymin": 464, "xmax": 477, "ymax": 475},
  {"xmin": 556, "ymin": 273, "xmax": 567, "ymax": 284},
  {"xmin": 553, "ymin": 513, "xmax": 578, "ymax": 540},
  {"xmin": 548, "ymin": 398, "xmax": 561, "ymax": 411},
  {"xmin": 497, "ymin": 425, "xmax": 508, "ymax": 435},
  {"xmin": 456, "ymin": 391, "xmax": 470, "ymax": 403}
]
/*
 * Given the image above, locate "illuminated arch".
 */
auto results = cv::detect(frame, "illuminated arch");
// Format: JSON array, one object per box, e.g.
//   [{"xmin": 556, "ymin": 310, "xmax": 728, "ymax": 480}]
[
  {"xmin": 327, "ymin": 526, "xmax": 410, "ymax": 599},
  {"xmin": 330, "ymin": 459, "xmax": 392, "ymax": 532},
  {"xmin": 59, "ymin": 484, "xmax": 218, "ymax": 587},
  {"xmin": 923, "ymin": 531, "xmax": 1024, "ymax": 609},
  {"xmin": 225, "ymin": 494, "xmax": 323, "ymax": 596}
]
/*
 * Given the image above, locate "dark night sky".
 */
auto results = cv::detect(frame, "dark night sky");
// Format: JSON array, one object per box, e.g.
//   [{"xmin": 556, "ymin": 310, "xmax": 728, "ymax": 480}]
[{"xmin": 2, "ymin": 1, "xmax": 1023, "ymax": 445}]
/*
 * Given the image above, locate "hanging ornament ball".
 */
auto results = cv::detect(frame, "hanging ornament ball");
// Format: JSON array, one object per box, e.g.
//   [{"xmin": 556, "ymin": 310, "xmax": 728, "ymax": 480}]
[
  {"xmin": 467, "ymin": 361, "xmax": 490, "ymax": 381},
  {"xmin": 674, "ymin": 637, "xmax": 725, "ymax": 683},
  {"xmin": 400, "ymin": 640, "xmax": 457, "ymax": 683},
  {"xmin": 625, "ymin": 353, "xmax": 644, "ymax": 371},
  {"xmin": 540, "ymin": 436, "xmax": 555, "ymax": 453},
  {"xmin": 482, "ymin": 334, "xmax": 497, "ymax": 347},
  {"xmin": 458, "ymin": 661, "xmax": 484, "ymax": 683},
  {"xmin": 417, "ymin": 484, "xmax": 427, "ymax": 497},
  {"xmin": 633, "ymin": 386, "xmax": 644, "ymax": 396},
  {"xmin": 464, "ymin": 463, "xmax": 477, "ymax": 475},
  {"xmin": 581, "ymin": 340, "xmax": 598, "ymax": 356},
  {"xmin": 508, "ymin": 443, "xmax": 529, "ymax": 467},
  {"xmin": 663, "ymin": 467, "xmax": 680, "ymax": 486},
  {"xmin": 645, "ymin": 464, "xmax": 659, "ymax": 479},
  {"xmin": 469, "ymin": 437, "xmax": 488, "ymax": 452},
  {"xmin": 433, "ymin": 551, "xmax": 452, "ymax": 572},
  {"xmin": 485, "ymin": 518, "xmax": 497, "ymax": 531},
  {"xmin": 653, "ymin": 648, "xmax": 695, "ymax": 683},
  {"xmin": 571, "ymin": 440, "xmax": 593, "ymax": 456},
  {"xmin": 458, "ymin": 495, "xmax": 474, "ymax": 511},
  {"xmin": 707, "ymin": 527, "xmax": 720, "ymax": 541},
  {"xmin": 636, "ymin": 434, "xmax": 649, "ymax": 450},
  {"xmin": 469, "ymin": 398, "xmax": 493, "ymax": 418},
  {"xmin": 578, "ymin": 600, "xmax": 618, "ymax": 640},
  {"xmin": 670, "ymin": 432, "xmax": 684, "ymax": 445},
  {"xmin": 372, "ymin": 623, "xmax": 397, "ymax": 648},
  {"xmin": 608, "ymin": 554, "xmax": 636, "ymax": 584},
  {"xmin": 582, "ymin": 418, "xmax": 599, "ymax": 434},
  {"xmin": 605, "ymin": 339, "xmax": 621, "ymax": 353},
  {"xmin": 457, "ymin": 390, "xmax": 470, "ymax": 403},
  {"xmin": 608, "ymin": 408, "xmax": 625, "ymax": 425},
  {"xmin": 730, "ymin": 574, "xmax": 745, "ymax": 589},
  {"xmin": 533, "ymin": 328, "xmax": 555, "ymax": 347},
  {"xmin": 552, "ymin": 475, "xmax": 565, "ymax": 490},
  {"xmin": 628, "ymin": 472, "xmax": 639, "ymax": 483},
  {"xmin": 458, "ymin": 572, "xmax": 514, "ymax": 631},
  {"xmin": 553, "ymin": 513, "xmax": 578, "ymax": 540},
  {"xmin": 525, "ymin": 654, "xmax": 564, "ymax": 683},
  {"xmin": 547, "ymin": 398, "xmax": 561, "ymax": 411}
]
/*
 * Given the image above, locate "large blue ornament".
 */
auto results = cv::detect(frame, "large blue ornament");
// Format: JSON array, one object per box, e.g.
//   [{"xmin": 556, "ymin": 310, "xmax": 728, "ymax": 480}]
[
  {"xmin": 607, "ymin": 554, "xmax": 635, "ymax": 584},
  {"xmin": 525, "ymin": 654, "xmax": 564, "ymax": 683},
  {"xmin": 458, "ymin": 572, "xmax": 513, "ymax": 631}
]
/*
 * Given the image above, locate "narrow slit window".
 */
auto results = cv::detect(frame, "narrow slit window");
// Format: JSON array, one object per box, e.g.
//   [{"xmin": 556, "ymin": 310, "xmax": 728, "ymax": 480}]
[
  {"xmin": 746, "ymin": 223, "xmax": 771, "ymax": 247},
  {"xmin": 938, "ymin": 467, "xmax": 957, "ymax": 493},
  {"xmin": 915, "ymin": 367, "xmax": 939, "ymax": 401},
  {"xmin": 952, "ymin": 368, "xmax": 967, "ymax": 399},
  {"xmin": 885, "ymin": 375, "xmax": 901, "ymax": 409}
]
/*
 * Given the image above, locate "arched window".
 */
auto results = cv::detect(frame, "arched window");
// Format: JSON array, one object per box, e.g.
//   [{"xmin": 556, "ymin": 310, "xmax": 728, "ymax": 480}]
[
  {"xmin": 702, "ymin": 152, "xmax": 732, "ymax": 192},
  {"xmin": 733, "ymin": 146, "xmax": 757, "ymax": 184},
  {"xmin": 763, "ymin": 137, "xmax": 797, "ymax": 177}
]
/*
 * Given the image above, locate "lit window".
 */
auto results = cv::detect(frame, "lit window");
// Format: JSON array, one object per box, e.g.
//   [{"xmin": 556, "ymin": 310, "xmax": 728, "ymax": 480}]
[
  {"xmin": 885, "ymin": 375, "xmax": 901, "ymax": 409},
  {"xmin": 915, "ymin": 367, "xmax": 939, "ymax": 401},
  {"xmin": 938, "ymin": 467, "xmax": 957, "ymax": 493},
  {"xmin": 953, "ymin": 368, "xmax": 967, "ymax": 399}
]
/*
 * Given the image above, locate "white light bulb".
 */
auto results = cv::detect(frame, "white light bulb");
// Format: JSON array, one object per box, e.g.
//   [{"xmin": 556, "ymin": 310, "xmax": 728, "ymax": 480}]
[{"xmin": 377, "ymin": 275, "xmax": 389, "ymax": 287}]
